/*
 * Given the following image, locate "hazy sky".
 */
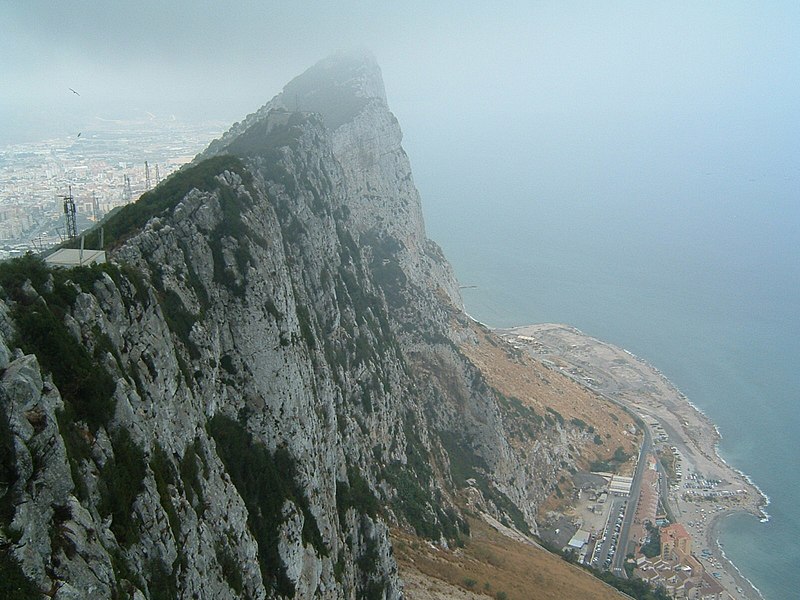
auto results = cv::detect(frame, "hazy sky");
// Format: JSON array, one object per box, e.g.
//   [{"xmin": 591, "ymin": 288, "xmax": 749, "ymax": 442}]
[
  {"xmin": 3, "ymin": 1, "xmax": 799, "ymax": 272},
  {"xmin": 3, "ymin": 1, "xmax": 799, "ymax": 142}
]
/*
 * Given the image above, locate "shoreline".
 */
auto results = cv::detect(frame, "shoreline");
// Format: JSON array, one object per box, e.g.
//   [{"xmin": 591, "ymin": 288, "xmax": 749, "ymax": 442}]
[
  {"xmin": 711, "ymin": 513, "xmax": 767, "ymax": 600},
  {"xmin": 497, "ymin": 322, "xmax": 767, "ymax": 600},
  {"xmin": 612, "ymin": 340, "xmax": 770, "ymax": 520}
]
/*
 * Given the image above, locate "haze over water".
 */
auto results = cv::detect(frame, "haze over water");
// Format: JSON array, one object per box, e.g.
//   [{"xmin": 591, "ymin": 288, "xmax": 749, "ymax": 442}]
[{"xmin": 412, "ymin": 128, "xmax": 800, "ymax": 600}]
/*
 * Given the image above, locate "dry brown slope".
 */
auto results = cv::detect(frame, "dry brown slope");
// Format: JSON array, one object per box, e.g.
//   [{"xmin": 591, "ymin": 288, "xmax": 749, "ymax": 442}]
[
  {"xmin": 394, "ymin": 519, "xmax": 629, "ymax": 600},
  {"xmin": 457, "ymin": 319, "xmax": 639, "ymax": 466}
]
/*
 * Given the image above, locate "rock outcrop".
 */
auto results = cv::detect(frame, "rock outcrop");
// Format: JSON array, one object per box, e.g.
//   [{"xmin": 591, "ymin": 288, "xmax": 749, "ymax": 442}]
[{"xmin": 0, "ymin": 52, "xmax": 625, "ymax": 599}]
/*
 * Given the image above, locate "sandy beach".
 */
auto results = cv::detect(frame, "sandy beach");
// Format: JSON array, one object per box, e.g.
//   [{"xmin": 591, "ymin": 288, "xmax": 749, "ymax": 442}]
[{"xmin": 499, "ymin": 323, "xmax": 768, "ymax": 600}]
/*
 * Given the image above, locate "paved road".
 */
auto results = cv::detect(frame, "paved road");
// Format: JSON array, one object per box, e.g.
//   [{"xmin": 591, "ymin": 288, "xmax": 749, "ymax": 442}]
[
  {"xmin": 591, "ymin": 496, "xmax": 627, "ymax": 571},
  {"xmin": 612, "ymin": 421, "xmax": 653, "ymax": 576}
]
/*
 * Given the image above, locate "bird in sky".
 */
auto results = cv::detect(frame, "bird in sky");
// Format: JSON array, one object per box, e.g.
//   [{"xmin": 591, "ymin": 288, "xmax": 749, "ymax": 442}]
[{"xmin": 69, "ymin": 87, "xmax": 80, "ymax": 96}]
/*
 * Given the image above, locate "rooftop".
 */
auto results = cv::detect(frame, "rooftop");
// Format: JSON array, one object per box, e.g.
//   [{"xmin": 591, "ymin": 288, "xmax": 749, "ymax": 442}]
[{"xmin": 44, "ymin": 248, "xmax": 106, "ymax": 267}]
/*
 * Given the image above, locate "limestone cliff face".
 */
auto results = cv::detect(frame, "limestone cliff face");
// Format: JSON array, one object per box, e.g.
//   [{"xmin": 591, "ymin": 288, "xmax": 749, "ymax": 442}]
[{"xmin": 0, "ymin": 53, "xmax": 587, "ymax": 599}]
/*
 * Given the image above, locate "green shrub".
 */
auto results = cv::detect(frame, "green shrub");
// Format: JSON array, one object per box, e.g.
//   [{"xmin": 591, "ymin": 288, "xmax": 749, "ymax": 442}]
[
  {"xmin": 495, "ymin": 391, "xmax": 543, "ymax": 429},
  {"xmin": 0, "ymin": 253, "xmax": 49, "ymax": 302},
  {"xmin": 220, "ymin": 355, "xmax": 236, "ymax": 375},
  {"xmin": 0, "ymin": 399, "xmax": 17, "ymax": 525},
  {"xmin": 383, "ymin": 464, "xmax": 439, "ymax": 539},
  {"xmin": 98, "ymin": 429, "xmax": 146, "ymax": 547},
  {"xmin": 641, "ymin": 523, "xmax": 661, "ymax": 558},
  {"xmin": 613, "ymin": 446, "xmax": 630, "ymax": 463},
  {"xmin": 215, "ymin": 538, "xmax": 244, "ymax": 594},
  {"xmin": 11, "ymin": 293, "xmax": 115, "ymax": 430},
  {"xmin": 438, "ymin": 430, "xmax": 486, "ymax": 487},
  {"xmin": 68, "ymin": 155, "xmax": 249, "ymax": 250},
  {"xmin": 0, "ymin": 547, "xmax": 41, "ymax": 599},
  {"xmin": 160, "ymin": 289, "xmax": 200, "ymax": 358},
  {"xmin": 0, "ymin": 255, "xmax": 118, "ymax": 431},
  {"xmin": 337, "ymin": 467, "xmax": 380, "ymax": 520},
  {"xmin": 591, "ymin": 446, "xmax": 630, "ymax": 473},
  {"xmin": 146, "ymin": 558, "xmax": 178, "ymax": 600},
  {"xmin": 179, "ymin": 440, "xmax": 205, "ymax": 511},
  {"xmin": 570, "ymin": 417, "xmax": 588, "ymax": 430},
  {"xmin": 150, "ymin": 444, "xmax": 181, "ymax": 542},
  {"xmin": 208, "ymin": 414, "xmax": 325, "ymax": 596},
  {"xmin": 381, "ymin": 418, "xmax": 470, "ymax": 541},
  {"xmin": 593, "ymin": 567, "xmax": 671, "ymax": 600},
  {"xmin": 546, "ymin": 406, "xmax": 564, "ymax": 426},
  {"xmin": 225, "ymin": 115, "xmax": 303, "ymax": 158}
]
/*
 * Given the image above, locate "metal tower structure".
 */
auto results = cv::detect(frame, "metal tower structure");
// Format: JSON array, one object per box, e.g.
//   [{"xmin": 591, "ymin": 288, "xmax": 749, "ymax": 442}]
[
  {"xmin": 123, "ymin": 174, "xmax": 132, "ymax": 202},
  {"xmin": 92, "ymin": 191, "xmax": 99, "ymax": 221},
  {"xmin": 63, "ymin": 185, "xmax": 77, "ymax": 240},
  {"xmin": 155, "ymin": 164, "xmax": 161, "ymax": 185},
  {"xmin": 145, "ymin": 161, "xmax": 151, "ymax": 190}
]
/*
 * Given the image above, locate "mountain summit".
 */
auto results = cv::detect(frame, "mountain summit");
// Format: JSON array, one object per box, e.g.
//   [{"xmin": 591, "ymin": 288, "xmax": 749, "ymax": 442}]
[{"xmin": 0, "ymin": 54, "xmax": 636, "ymax": 599}]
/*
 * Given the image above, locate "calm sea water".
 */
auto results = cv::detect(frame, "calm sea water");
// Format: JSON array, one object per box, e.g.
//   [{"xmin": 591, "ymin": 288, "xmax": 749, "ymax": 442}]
[{"xmin": 420, "ymin": 174, "xmax": 799, "ymax": 600}]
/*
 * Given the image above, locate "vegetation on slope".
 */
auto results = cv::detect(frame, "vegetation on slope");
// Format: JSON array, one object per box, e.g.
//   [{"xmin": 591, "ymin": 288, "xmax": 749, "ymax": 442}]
[
  {"xmin": 65, "ymin": 155, "xmax": 249, "ymax": 250},
  {"xmin": 394, "ymin": 518, "xmax": 670, "ymax": 600},
  {"xmin": 0, "ymin": 399, "xmax": 17, "ymax": 525},
  {"xmin": 0, "ymin": 398, "xmax": 40, "ymax": 599},
  {"xmin": 0, "ymin": 254, "xmax": 116, "ymax": 430},
  {"xmin": 382, "ymin": 418, "xmax": 469, "ymax": 543},
  {"xmin": 0, "ymin": 548, "xmax": 42, "ymax": 600},
  {"xmin": 208, "ymin": 414, "xmax": 325, "ymax": 597},
  {"xmin": 98, "ymin": 429, "xmax": 147, "ymax": 547}
]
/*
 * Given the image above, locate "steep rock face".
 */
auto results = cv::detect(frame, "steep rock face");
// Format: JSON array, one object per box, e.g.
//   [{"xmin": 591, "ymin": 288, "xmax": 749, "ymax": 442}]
[
  {"xmin": 0, "ymin": 53, "xmax": 610, "ymax": 599},
  {"xmin": 203, "ymin": 51, "xmax": 462, "ymax": 308}
]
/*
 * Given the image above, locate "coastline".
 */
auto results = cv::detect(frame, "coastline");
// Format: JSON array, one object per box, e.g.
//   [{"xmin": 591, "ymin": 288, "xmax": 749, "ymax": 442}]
[{"xmin": 497, "ymin": 322, "xmax": 767, "ymax": 600}]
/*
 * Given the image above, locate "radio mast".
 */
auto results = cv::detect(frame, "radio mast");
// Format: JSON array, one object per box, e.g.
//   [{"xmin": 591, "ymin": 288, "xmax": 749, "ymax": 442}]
[
  {"xmin": 92, "ymin": 191, "xmax": 99, "ymax": 221},
  {"xmin": 123, "ymin": 174, "xmax": 132, "ymax": 202},
  {"xmin": 63, "ymin": 185, "xmax": 77, "ymax": 240}
]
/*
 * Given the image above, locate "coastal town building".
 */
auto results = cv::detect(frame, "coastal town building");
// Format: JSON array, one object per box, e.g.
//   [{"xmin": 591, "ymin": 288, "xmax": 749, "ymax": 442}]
[
  {"xmin": 635, "ymin": 521, "xmax": 726, "ymax": 600},
  {"xmin": 661, "ymin": 523, "xmax": 692, "ymax": 561},
  {"xmin": 0, "ymin": 118, "xmax": 222, "ymax": 258},
  {"xmin": 630, "ymin": 454, "xmax": 660, "ymax": 546},
  {"xmin": 609, "ymin": 474, "xmax": 633, "ymax": 497}
]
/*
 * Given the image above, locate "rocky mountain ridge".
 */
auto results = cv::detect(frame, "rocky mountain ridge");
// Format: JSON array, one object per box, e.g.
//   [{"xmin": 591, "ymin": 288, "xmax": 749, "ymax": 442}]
[{"xmin": 0, "ymin": 52, "xmax": 633, "ymax": 599}]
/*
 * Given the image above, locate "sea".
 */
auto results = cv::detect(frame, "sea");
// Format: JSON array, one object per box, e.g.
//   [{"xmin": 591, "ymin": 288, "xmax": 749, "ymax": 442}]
[{"xmin": 418, "ymin": 163, "xmax": 799, "ymax": 600}]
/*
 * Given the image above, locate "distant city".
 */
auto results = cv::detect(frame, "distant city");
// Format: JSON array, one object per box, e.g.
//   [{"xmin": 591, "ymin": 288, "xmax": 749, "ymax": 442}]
[{"xmin": 0, "ymin": 116, "xmax": 226, "ymax": 259}]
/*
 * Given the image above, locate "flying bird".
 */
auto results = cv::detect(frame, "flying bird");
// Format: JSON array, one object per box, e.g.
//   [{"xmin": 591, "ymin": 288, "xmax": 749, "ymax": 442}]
[{"xmin": 69, "ymin": 87, "xmax": 80, "ymax": 96}]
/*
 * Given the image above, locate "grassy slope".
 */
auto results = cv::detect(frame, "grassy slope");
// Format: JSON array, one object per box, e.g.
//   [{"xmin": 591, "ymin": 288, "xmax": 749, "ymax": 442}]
[
  {"xmin": 393, "ymin": 519, "xmax": 627, "ymax": 600},
  {"xmin": 457, "ymin": 320, "xmax": 639, "ymax": 472}
]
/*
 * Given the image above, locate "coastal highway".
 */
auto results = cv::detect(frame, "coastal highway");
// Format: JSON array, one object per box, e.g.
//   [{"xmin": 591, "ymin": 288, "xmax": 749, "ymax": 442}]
[
  {"xmin": 498, "ymin": 327, "xmax": 661, "ymax": 576},
  {"xmin": 611, "ymin": 418, "xmax": 653, "ymax": 576},
  {"xmin": 542, "ymin": 355, "xmax": 653, "ymax": 577}
]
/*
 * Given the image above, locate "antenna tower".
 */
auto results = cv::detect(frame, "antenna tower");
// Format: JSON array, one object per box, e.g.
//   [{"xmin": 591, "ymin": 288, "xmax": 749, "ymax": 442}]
[
  {"xmin": 145, "ymin": 161, "xmax": 151, "ymax": 190},
  {"xmin": 123, "ymin": 174, "xmax": 132, "ymax": 202},
  {"xmin": 155, "ymin": 164, "xmax": 161, "ymax": 185},
  {"xmin": 92, "ymin": 191, "xmax": 99, "ymax": 221},
  {"xmin": 63, "ymin": 185, "xmax": 77, "ymax": 240}
]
